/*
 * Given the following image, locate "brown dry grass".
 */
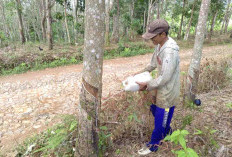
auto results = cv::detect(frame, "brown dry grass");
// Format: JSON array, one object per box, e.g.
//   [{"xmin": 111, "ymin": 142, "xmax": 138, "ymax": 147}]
[{"xmin": 99, "ymin": 58, "xmax": 232, "ymax": 157}]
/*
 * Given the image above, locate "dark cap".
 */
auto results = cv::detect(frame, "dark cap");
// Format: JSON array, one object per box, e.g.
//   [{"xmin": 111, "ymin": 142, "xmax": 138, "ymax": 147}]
[{"xmin": 142, "ymin": 19, "xmax": 170, "ymax": 39}]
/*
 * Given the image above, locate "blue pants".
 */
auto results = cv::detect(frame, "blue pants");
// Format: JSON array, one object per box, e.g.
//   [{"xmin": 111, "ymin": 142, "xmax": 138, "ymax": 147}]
[{"xmin": 147, "ymin": 104, "xmax": 175, "ymax": 151}]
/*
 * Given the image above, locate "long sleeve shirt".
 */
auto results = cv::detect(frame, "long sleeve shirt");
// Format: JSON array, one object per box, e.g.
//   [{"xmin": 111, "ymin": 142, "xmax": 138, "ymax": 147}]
[{"xmin": 142, "ymin": 37, "xmax": 180, "ymax": 108}]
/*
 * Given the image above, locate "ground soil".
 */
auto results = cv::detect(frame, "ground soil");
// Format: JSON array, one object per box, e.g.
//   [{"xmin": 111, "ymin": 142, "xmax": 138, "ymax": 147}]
[{"xmin": 0, "ymin": 44, "xmax": 231, "ymax": 156}]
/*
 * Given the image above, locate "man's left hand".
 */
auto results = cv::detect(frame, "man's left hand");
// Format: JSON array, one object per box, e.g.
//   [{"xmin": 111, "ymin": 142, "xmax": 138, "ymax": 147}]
[{"xmin": 136, "ymin": 82, "xmax": 147, "ymax": 91}]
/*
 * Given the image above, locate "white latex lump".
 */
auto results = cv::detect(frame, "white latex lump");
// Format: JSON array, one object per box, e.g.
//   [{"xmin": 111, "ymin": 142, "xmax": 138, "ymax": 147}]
[{"xmin": 122, "ymin": 71, "xmax": 152, "ymax": 92}]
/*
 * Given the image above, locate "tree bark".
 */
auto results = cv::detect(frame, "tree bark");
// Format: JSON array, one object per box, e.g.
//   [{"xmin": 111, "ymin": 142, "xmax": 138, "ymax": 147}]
[
  {"xmin": 105, "ymin": 0, "xmax": 114, "ymax": 45},
  {"xmin": 111, "ymin": 0, "xmax": 120, "ymax": 43},
  {"xmin": 220, "ymin": 0, "xmax": 231, "ymax": 34},
  {"xmin": 177, "ymin": 0, "xmax": 186, "ymax": 39},
  {"xmin": 143, "ymin": 9, "xmax": 147, "ymax": 33},
  {"xmin": 146, "ymin": 0, "xmax": 156, "ymax": 31},
  {"xmin": 208, "ymin": 10, "xmax": 218, "ymax": 40},
  {"xmin": 184, "ymin": 0, "xmax": 196, "ymax": 41},
  {"xmin": 224, "ymin": 6, "xmax": 232, "ymax": 33},
  {"xmin": 40, "ymin": 0, "xmax": 47, "ymax": 42},
  {"xmin": 157, "ymin": 0, "xmax": 160, "ymax": 19},
  {"xmin": 128, "ymin": 0, "xmax": 135, "ymax": 39},
  {"xmin": 74, "ymin": 0, "xmax": 78, "ymax": 43},
  {"xmin": 75, "ymin": 0, "xmax": 105, "ymax": 156},
  {"xmin": 46, "ymin": 0, "xmax": 53, "ymax": 50},
  {"xmin": 185, "ymin": 0, "xmax": 211, "ymax": 101},
  {"xmin": 64, "ymin": 0, "xmax": 71, "ymax": 43},
  {"xmin": 15, "ymin": 0, "xmax": 26, "ymax": 44},
  {"xmin": 0, "ymin": 0, "xmax": 12, "ymax": 40}
]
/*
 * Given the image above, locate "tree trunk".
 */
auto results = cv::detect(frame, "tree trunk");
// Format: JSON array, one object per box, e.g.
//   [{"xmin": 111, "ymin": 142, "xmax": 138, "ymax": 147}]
[
  {"xmin": 160, "ymin": 0, "xmax": 164, "ymax": 16},
  {"xmin": 220, "ymin": 0, "xmax": 231, "ymax": 34},
  {"xmin": 0, "ymin": 0, "xmax": 12, "ymax": 40},
  {"xmin": 157, "ymin": 0, "xmax": 160, "ymax": 19},
  {"xmin": 164, "ymin": 0, "xmax": 169, "ymax": 16},
  {"xmin": 224, "ymin": 7, "xmax": 232, "ymax": 33},
  {"xmin": 177, "ymin": 0, "xmax": 186, "ymax": 39},
  {"xmin": 208, "ymin": 11, "xmax": 218, "ymax": 40},
  {"xmin": 184, "ymin": 0, "xmax": 196, "ymax": 41},
  {"xmin": 25, "ymin": 22, "xmax": 30, "ymax": 41},
  {"xmin": 64, "ymin": 0, "xmax": 71, "ymax": 43},
  {"xmin": 111, "ymin": 0, "xmax": 120, "ymax": 43},
  {"xmin": 75, "ymin": 0, "xmax": 105, "ymax": 156},
  {"xmin": 74, "ymin": 0, "xmax": 78, "ymax": 43},
  {"xmin": 143, "ymin": 10, "xmax": 147, "ymax": 33},
  {"xmin": 15, "ymin": 0, "xmax": 26, "ymax": 44},
  {"xmin": 185, "ymin": 0, "xmax": 211, "ymax": 101},
  {"xmin": 146, "ymin": 0, "xmax": 156, "ymax": 31},
  {"xmin": 46, "ymin": 0, "xmax": 53, "ymax": 50},
  {"xmin": 128, "ymin": 0, "xmax": 135, "ymax": 39},
  {"xmin": 40, "ymin": 0, "xmax": 47, "ymax": 42},
  {"xmin": 105, "ymin": 0, "xmax": 111, "ymax": 45}
]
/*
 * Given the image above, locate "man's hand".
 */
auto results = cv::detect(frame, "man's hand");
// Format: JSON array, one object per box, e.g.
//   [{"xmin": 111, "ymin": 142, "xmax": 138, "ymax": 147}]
[{"xmin": 136, "ymin": 82, "xmax": 147, "ymax": 91}]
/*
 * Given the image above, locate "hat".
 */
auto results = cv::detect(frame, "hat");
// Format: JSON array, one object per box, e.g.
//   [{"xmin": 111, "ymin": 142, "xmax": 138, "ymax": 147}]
[{"xmin": 142, "ymin": 19, "xmax": 170, "ymax": 40}]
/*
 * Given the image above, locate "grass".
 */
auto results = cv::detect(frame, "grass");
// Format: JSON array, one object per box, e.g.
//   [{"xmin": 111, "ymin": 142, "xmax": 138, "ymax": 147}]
[
  {"xmin": 15, "ymin": 115, "xmax": 77, "ymax": 157},
  {"xmin": 1, "ymin": 57, "xmax": 81, "ymax": 76},
  {"xmin": 0, "ymin": 41, "xmax": 153, "ymax": 76}
]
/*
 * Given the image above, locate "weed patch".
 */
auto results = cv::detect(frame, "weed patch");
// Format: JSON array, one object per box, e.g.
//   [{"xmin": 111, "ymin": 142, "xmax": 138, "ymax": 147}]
[
  {"xmin": 198, "ymin": 58, "xmax": 231, "ymax": 93},
  {"xmin": 16, "ymin": 115, "xmax": 77, "ymax": 156}
]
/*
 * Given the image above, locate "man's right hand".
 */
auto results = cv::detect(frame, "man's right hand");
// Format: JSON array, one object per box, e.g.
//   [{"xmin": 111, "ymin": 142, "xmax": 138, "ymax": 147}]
[{"xmin": 136, "ymin": 82, "xmax": 147, "ymax": 91}]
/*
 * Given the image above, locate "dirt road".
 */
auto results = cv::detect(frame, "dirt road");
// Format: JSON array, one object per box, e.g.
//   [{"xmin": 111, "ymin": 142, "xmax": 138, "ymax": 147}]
[{"xmin": 0, "ymin": 44, "xmax": 231, "ymax": 155}]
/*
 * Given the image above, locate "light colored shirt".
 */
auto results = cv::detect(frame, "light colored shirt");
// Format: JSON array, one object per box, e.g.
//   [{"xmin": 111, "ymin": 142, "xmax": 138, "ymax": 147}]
[{"xmin": 142, "ymin": 37, "xmax": 180, "ymax": 108}]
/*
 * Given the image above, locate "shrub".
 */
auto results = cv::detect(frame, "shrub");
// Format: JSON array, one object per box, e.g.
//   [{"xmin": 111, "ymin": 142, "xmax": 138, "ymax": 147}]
[{"xmin": 198, "ymin": 58, "xmax": 231, "ymax": 93}]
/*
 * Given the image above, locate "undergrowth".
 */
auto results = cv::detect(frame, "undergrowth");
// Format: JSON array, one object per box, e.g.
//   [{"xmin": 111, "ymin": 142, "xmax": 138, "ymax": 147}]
[
  {"xmin": 16, "ymin": 115, "xmax": 77, "ymax": 156},
  {"xmin": 198, "ymin": 58, "xmax": 232, "ymax": 93},
  {"xmin": 0, "ymin": 42, "xmax": 152, "ymax": 76},
  {"xmin": 13, "ymin": 53, "xmax": 232, "ymax": 157}
]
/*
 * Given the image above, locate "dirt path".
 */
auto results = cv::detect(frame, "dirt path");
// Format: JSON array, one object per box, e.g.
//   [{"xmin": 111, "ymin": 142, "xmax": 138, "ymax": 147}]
[{"xmin": 0, "ymin": 44, "xmax": 231, "ymax": 155}]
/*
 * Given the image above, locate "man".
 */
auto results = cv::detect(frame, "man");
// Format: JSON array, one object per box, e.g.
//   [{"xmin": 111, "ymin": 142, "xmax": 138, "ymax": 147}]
[{"xmin": 136, "ymin": 19, "xmax": 180, "ymax": 155}]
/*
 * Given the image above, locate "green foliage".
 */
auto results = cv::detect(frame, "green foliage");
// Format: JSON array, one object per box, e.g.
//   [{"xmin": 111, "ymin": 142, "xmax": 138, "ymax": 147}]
[
  {"xmin": 98, "ymin": 126, "xmax": 112, "ymax": 156},
  {"xmin": 184, "ymin": 100, "xmax": 196, "ymax": 109},
  {"xmin": 225, "ymin": 102, "xmax": 232, "ymax": 109},
  {"xmin": 193, "ymin": 126, "xmax": 219, "ymax": 149},
  {"xmin": 16, "ymin": 115, "xmax": 77, "ymax": 156},
  {"xmin": 128, "ymin": 113, "xmax": 141, "ymax": 123},
  {"xmin": 181, "ymin": 115, "xmax": 193, "ymax": 129},
  {"xmin": 104, "ymin": 42, "xmax": 153, "ymax": 59},
  {"xmin": 0, "ymin": 57, "xmax": 80, "ymax": 76},
  {"xmin": 55, "ymin": 12, "xmax": 64, "ymax": 20},
  {"xmin": 164, "ymin": 129, "xmax": 199, "ymax": 157}
]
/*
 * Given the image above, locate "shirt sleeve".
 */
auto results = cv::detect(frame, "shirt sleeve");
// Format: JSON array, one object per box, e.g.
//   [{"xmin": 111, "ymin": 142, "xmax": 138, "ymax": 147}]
[
  {"xmin": 147, "ymin": 49, "xmax": 178, "ymax": 90},
  {"xmin": 140, "ymin": 49, "xmax": 158, "ymax": 73}
]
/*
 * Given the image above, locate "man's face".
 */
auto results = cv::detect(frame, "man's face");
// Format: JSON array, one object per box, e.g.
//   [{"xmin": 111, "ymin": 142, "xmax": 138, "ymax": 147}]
[{"xmin": 151, "ymin": 32, "xmax": 166, "ymax": 45}]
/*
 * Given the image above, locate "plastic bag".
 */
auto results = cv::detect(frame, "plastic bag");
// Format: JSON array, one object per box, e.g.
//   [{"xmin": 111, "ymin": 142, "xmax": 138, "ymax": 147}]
[{"xmin": 122, "ymin": 71, "xmax": 152, "ymax": 92}]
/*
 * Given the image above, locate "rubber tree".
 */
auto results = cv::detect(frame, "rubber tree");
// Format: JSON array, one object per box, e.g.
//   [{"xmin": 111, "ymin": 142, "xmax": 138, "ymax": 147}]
[
  {"xmin": 224, "ymin": 5, "xmax": 232, "ymax": 33},
  {"xmin": 208, "ymin": 0, "xmax": 225, "ymax": 40},
  {"xmin": 15, "ymin": 0, "xmax": 26, "ymax": 44},
  {"xmin": 75, "ymin": 0, "xmax": 105, "ymax": 156},
  {"xmin": 184, "ymin": 0, "xmax": 197, "ymax": 41},
  {"xmin": 40, "ymin": 0, "xmax": 47, "ymax": 42},
  {"xmin": 185, "ymin": 0, "xmax": 211, "ymax": 101},
  {"xmin": 111, "ymin": 0, "xmax": 120, "ymax": 43},
  {"xmin": 105, "ymin": 0, "xmax": 114, "ymax": 45},
  {"xmin": 0, "ymin": 0, "xmax": 12, "ymax": 40},
  {"xmin": 64, "ymin": 0, "xmax": 71, "ymax": 43},
  {"xmin": 157, "ymin": 0, "xmax": 160, "ymax": 19},
  {"xmin": 177, "ymin": 0, "xmax": 186, "ymax": 39},
  {"xmin": 220, "ymin": 0, "xmax": 231, "ymax": 34},
  {"xmin": 146, "ymin": 0, "xmax": 156, "ymax": 31},
  {"xmin": 46, "ymin": 0, "xmax": 53, "ymax": 50}
]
